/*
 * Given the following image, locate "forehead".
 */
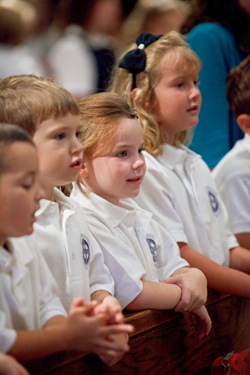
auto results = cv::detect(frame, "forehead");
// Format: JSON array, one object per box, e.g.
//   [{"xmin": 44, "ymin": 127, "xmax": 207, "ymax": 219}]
[
  {"xmin": 3, "ymin": 142, "xmax": 38, "ymax": 174},
  {"xmin": 37, "ymin": 113, "xmax": 81, "ymax": 132},
  {"xmin": 115, "ymin": 117, "xmax": 143, "ymax": 139},
  {"xmin": 159, "ymin": 49, "xmax": 200, "ymax": 76}
]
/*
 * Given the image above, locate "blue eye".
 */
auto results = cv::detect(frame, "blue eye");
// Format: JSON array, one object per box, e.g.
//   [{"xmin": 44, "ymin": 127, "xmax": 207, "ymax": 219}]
[
  {"xmin": 55, "ymin": 133, "xmax": 65, "ymax": 140},
  {"xmin": 117, "ymin": 151, "xmax": 128, "ymax": 158},
  {"xmin": 177, "ymin": 82, "xmax": 184, "ymax": 88}
]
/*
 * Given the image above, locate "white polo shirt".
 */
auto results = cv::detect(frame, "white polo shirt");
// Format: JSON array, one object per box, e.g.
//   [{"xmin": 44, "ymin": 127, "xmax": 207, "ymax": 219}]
[
  {"xmin": 213, "ymin": 134, "xmax": 250, "ymax": 234},
  {"xmin": 13, "ymin": 188, "xmax": 114, "ymax": 312},
  {"xmin": 71, "ymin": 184, "xmax": 188, "ymax": 309},
  {"xmin": 47, "ymin": 25, "xmax": 97, "ymax": 97},
  {"xmin": 0, "ymin": 240, "xmax": 66, "ymax": 353},
  {"xmin": 133, "ymin": 146, "xmax": 238, "ymax": 267}
]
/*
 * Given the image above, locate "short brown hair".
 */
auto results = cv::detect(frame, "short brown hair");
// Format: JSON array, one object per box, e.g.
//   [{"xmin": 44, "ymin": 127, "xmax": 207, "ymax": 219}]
[
  {"xmin": 227, "ymin": 55, "xmax": 250, "ymax": 118},
  {"xmin": 0, "ymin": 74, "xmax": 80, "ymax": 136}
]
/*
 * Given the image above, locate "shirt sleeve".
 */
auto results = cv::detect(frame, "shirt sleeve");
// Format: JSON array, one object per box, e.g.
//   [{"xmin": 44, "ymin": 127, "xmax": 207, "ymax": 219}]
[
  {"xmin": 35, "ymin": 250, "xmax": 67, "ymax": 327},
  {"xmin": 217, "ymin": 172, "xmax": 250, "ymax": 235},
  {"xmin": 151, "ymin": 221, "xmax": 189, "ymax": 281},
  {"xmin": 87, "ymin": 218, "xmax": 144, "ymax": 309},
  {"xmin": 88, "ymin": 231, "xmax": 115, "ymax": 297},
  {"xmin": 0, "ymin": 312, "xmax": 17, "ymax": 353}
]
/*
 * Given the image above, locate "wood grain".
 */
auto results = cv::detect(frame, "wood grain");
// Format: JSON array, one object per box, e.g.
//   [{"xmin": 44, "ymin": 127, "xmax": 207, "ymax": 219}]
[{"xmin": 25, "ymin": 289, "xmax": 250, "ymax": 375}]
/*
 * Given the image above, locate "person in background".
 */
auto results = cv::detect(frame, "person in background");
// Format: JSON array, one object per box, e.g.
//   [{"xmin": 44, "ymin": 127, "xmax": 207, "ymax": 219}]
[
  {"xmin": 24, "ymin": 0, "xmax": 62, "ymax": 73},
  {"xmin": 109, "ymin": 31, "xmax": 250, "ymax": 298},
  {"xmin": 122, "ymin": 0, "xmax": 190, "ymax": 45},
  {"xmin": 0, "ymin": 0, "xmax": 48, "ymax": 77},
  {"xmin": 213, "ymin": 55, "xmax": 250, "ymax": 250},
  {"xmin": 181, "ymin": 0, "xmax": 250, "ymax": 168},
  {"xmin": 47, "ymin": 0, "xmax": 136, "ymax": 96},
  {"xmin": 70, "ymin": 91, "xmax": 211, "ymax": 339}
]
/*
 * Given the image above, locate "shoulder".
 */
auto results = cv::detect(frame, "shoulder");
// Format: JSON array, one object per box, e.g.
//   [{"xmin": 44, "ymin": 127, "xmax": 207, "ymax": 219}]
[
  {"xmin": 213, "ymin": 143, "xmax": 250, "ymax": 184},
  {"xmin": 186, "ymin": 22, "xmax": 237, "ymax": 55},
  {"xmin": 188, "ymin": 22, "xmax": 234, "ymax": 41}
]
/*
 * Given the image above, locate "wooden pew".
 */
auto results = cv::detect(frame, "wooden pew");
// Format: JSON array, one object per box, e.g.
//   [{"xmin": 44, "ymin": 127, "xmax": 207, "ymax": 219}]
[{"xmin": 25, "ymin": 289, "xmax": 250, "ymax": 375}]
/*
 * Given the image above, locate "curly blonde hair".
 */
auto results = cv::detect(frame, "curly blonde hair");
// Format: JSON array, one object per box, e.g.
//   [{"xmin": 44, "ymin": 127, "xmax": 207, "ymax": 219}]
[{"xmin": 109, "ymin": 31, "xmax": 201, "ymax": 156}]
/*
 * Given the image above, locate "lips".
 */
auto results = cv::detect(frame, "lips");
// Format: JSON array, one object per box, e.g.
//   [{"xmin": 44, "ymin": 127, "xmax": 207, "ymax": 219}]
[
  {"xmin": 70, "ymin": 158, "xmax": 83, "ymax": 170},
  {"xmin": 127, "ymin": 176, "xmax": 142, "ymax": 182},
  {"xmin": 187, "ymin": 105, "xmax": 199, "ymax": 113}
]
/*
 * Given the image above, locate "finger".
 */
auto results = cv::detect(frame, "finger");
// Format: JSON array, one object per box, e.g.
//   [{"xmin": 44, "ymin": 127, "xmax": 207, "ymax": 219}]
[
  {"xmin": 71, "ymin": 298, "xmax": 85, "ymax": 308},
  {"xmin": 95, "ymin": 338, "xmax": 130, "ymax": 352},
  {"xmin": 101, "ymin": 324, "xmax": 134, "ymax": 336}
]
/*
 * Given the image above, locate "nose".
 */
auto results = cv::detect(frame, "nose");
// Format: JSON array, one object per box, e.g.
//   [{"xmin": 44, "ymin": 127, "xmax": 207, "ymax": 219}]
[
  {"xmin": 71, "ymin": 136, "xmax": 83, "ymax": 156},
  {"xmin": 190, "ymin": 84, "xmax": 201, "ymax": 101},
  {"xmin": 35, "ymin": 183, "xmax": 45, "ymax": 202},
  {"xmin": 132, "ymin": 155, "xmax": 145, "ymax": 170}
]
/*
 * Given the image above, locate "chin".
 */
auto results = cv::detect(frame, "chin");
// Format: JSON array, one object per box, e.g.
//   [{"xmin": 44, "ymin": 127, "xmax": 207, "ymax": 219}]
[{"xmin": 26, "ymin": 226, "xmax": 34, "ymax": 236}]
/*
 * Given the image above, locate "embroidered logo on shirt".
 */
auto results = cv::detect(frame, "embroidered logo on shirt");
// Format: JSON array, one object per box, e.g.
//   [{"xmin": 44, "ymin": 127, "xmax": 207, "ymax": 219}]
[
  {"xmin": 80, "ymin": 235, "xmax": 90, "ymax": 266},
  {"xmin": 207, "ymin": 188, "xmax": 220, "ymax": 214},
  {"xmin": 146, "ymin": 237, "xmax": 157, "ymax": 262}
]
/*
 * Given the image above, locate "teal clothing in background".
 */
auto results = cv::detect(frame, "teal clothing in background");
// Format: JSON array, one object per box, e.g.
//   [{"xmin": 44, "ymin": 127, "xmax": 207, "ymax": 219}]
[{"xmin": 186, "ymin": 22, "xmax": 246, "ymax": 168}]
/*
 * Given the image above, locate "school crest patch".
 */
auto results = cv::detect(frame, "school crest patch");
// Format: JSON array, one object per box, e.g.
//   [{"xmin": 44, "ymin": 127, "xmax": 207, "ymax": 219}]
[
  {"xmin": 146, "ymin": 237, "xmax": 157, "ymax": 262},
  {"xmin": 207, "ymin": 187, "xmax": 220, "ymax": 215},
  {"xmin": 80, "ymin": 235, "xmax": 90, "ymax": 266}
]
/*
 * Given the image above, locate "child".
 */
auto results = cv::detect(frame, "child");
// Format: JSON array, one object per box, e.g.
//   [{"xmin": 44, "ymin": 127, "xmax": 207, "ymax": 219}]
[
  {"xmin": 0, "ymin": 352, "xmax": 29, "ymax": 375},
  {"xmin": 213, "ymin": 55, "xmax": 250, "ymax": 250},
  {"xmin": 0, "ymin": 79, "xmax": 133, "ymax": 366},
  {"xmin": 70, "ymin": 91, "xmax": 212, "ymax": 339},
  {"xmin": 109, "ymin": 31, "xmax": 250, "ymax": 297}
]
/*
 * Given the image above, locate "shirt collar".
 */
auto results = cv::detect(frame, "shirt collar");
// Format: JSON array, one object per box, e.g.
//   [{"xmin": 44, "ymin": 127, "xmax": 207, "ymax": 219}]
[
  {"xmin": 0, "ymin": 239, "xmax": 33, "ymax": 284},
  {"xmin": 71, "ymin": 182, "xmax": 150, "ymax": 227},
  {"xmin": 157, "ymin": 143, "xmax": 200, "ymax": 170},
  {"xmin": 242, "ymin": 133, "xmax": 250, "ymax": 153},
  {"xmin": 35, "ymin": 187, "xmax": 78, "ymax": 220}
]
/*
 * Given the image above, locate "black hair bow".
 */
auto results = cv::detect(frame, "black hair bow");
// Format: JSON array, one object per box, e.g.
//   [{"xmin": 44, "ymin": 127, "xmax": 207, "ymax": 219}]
[{"xmin": 118, "ymin": 32, "xmax": 162, "ymax": 90}]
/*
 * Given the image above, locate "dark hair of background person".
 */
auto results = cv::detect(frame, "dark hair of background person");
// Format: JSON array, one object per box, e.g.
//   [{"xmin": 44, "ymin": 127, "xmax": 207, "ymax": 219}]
[
  {"xmin": 181, "ymin": 0, "xmax": 250, "ymax": 54},
  {"xmin": 56, "ymin": 0, "xmax": 137, "ymax": 30},
  {"xmin": 54, "ymin": 0, "xmax": 138, "ymax": 93}
]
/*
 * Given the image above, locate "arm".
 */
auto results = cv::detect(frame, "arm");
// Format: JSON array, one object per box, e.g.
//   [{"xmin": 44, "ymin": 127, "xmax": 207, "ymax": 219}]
[
  {"xmin": 229, "ymin": 246, "xmax": 250, "ymax": 273},
  {"xmin": 126, "ymin": 279, "xmax": 182, "ymax": 311},
  {"xmin": 163, "ymin": 267, "xmax": 208, "ymax": 312},
  {"xmin": 235, "ymin": 234, "xmax": 250, "ymax": 251},
  {"xmin": 7, "ymin": 306, "xmax": 134, "ymax": 362},
  {"xmin": 126, "ymin": 279, "xmax": 212, "ymax": 339},
  {"xmin": 179, "ymin": 243, "xmax": 250, "ymax": 297}
]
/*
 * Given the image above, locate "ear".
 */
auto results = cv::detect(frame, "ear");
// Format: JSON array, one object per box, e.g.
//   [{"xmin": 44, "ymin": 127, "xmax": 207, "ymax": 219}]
[
  {"xmin": 79, "ymin": 161, "xmax": 89, "ymax": 178},
  {"xmin": 237, "ymin": 114, "xmax": 250, "ymax": 135},
  {"xmin": 131, "ymin": 88, "xmax": 149, "ymax": 109},
  {"xmin": 131, "ymin": 88, "xmax": 139, "ymax": 101}
]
